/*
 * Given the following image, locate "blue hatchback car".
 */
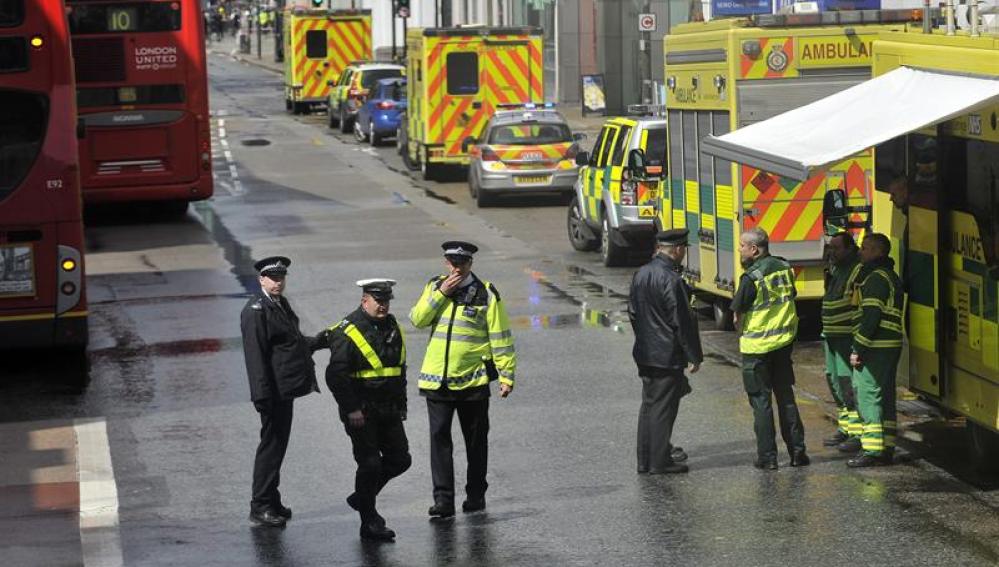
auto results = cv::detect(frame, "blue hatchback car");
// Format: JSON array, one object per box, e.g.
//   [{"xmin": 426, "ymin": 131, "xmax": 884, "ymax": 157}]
[{"xmin": 354, "ymin": 78, "xmax": 407, "ymax": 146}]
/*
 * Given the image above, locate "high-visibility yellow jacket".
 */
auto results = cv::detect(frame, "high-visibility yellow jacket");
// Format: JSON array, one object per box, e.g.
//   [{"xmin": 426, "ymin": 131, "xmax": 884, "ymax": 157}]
[
  {"xmin": 737, "ymin": 255, "xmax": 798, "ymax": 354},
  {"xmin": 822, "ymin": 255, "xmax": 862, "ymax": 337},
  {"xmin": 853, "ymin": 258, "xmax": 904, "ymax": 354},
  {"xmin": 409, "ymin": 274, "xmax": 515, "ymax": 392}
]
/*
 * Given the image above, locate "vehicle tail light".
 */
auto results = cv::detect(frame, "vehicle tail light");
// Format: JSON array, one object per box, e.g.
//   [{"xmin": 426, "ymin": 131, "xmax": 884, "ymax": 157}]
[
  {"xmin": 480, "ymin": 146, "xmax": 500, "ymax": 161},
  {"xmin": 376, "ymin": 100, "xmax": 396, "ymax": 110},
  {"xmin": 620, "ymin": 180, "xmax": 637, "ymax": 206},
  {"xmin": 564, "ymin": 143, "xmax": 579, "ymax": 161}
]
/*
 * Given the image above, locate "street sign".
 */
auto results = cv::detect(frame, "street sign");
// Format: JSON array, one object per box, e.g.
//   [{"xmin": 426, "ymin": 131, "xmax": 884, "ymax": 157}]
[{"xmin": 638, "ymin": 13, "xmax": 656, "ymax": 32}]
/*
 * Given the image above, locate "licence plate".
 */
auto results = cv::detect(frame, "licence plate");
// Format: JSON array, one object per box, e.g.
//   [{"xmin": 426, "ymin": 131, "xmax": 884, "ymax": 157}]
[{"xmin": 515, "ymin": 175, "xmax": 551, "ymax": 186}]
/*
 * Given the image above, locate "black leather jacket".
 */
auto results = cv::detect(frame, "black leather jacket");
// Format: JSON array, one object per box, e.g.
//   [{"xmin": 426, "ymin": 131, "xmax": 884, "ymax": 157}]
[
  {"xmin": 628, "ymin": 254, "xmax": 703, "ymax": 370},
  {"xmin": 240, "ymin": 292, "xmax": 320, "ymax": 402}
]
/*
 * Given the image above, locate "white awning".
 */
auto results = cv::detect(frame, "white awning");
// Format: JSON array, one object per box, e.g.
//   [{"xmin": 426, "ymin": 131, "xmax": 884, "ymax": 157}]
[{"xmin": 701, "ymin": 67, "xmax": 999, "ymax": 181}]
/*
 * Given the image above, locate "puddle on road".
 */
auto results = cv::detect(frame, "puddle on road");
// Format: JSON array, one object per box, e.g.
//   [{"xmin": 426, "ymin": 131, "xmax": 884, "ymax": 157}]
[
  {"xmin": 89, "ymin": 337, "xmax": 242, "ymax": 360},
  {"xmin": 517, "ymin": 265, "xmax": 631, "ymax": 333},
  {"xmin": 192, "ymin": 203, "xmax": 258, "ymax": 295}
]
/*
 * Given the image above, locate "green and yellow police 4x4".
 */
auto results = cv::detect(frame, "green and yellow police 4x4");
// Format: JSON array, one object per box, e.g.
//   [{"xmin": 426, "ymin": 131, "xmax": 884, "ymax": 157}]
[{"xmin": 566, "ymin": 117, "xmax": 666, "ymax": 266}]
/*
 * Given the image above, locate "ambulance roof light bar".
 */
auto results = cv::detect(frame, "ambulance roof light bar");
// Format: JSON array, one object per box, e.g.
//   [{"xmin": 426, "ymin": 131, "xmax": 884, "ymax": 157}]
[{"xmin": 753, "ymin": 7, "xmax": 933, "ymax": 27}]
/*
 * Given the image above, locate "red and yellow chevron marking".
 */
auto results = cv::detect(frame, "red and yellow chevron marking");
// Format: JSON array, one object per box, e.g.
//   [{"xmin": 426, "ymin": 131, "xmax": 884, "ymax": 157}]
[
  {"xmin": 485, "ymin": 142, "xmax": 573, "ymax": 170},
  {"xmin": 739, "ymin": 37, "xmax": 796, "ymax": 79},
  {"xmin": 290, "ymin": 15, "xmax": 371, "ymax": 101},
  {"xmin": 423, "ymin": 34, "xmax": 543, "ymax": 160},
  {"xmin": 741, "ymin": 165, "xmax": 824, "ymax": 242}
]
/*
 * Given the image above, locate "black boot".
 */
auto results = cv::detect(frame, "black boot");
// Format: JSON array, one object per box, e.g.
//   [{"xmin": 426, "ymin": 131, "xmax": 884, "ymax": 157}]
[
  {"xmin": 823, "ymin": 431, "xmax": 849, "ymax": 447},
  {"xmin": 790, "ymin": 452, "xmax": 811, "ymax": 467},
  {"xmin": 837, "ymin": 437, "xmax": 862, "ymax": 453},
  {"xmin": 846, "ymin": 453, "xmax": 891, "ymax": 468},
  {"xmin": 462, "ymin": 497, "xmax": 486, "ymax": 513},
  {"xmin": 428, "ymin": 503, "xmax": 455, "ymax": 518},
  {"xmin": 753, "ymin": 458, "xmax": 778, "ymax": 471},
  {"xmin": 249, "ymin": 508, "xmax": 287, "ymax": 527},
  {"xmin": 360, "ymin": 521, "xmax": 395, "ymax": 541}
]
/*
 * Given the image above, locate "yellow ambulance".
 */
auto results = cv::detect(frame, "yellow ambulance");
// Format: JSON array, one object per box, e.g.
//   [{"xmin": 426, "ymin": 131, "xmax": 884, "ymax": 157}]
[
  {"xmin": 658, "ymin": 13, "xmax": 913, "ymax": 329},
  {"xmin": 401, "ymin": 26, "xmax": 544, "ymax": 181},
  {"xmin": 283, "ymin": 8, "xmax": 372, "ymax": 115},
  {"xmin": 699, "ymin": 18, "xmax": 999, "ymax": 470}
]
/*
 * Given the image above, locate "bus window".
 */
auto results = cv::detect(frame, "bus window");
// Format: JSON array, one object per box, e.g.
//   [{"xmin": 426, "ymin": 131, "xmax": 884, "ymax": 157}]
[
  {"xmin": 0, "ymin": 90, "xmax": 46, "ymax": 201},
  {"xmin": 446, "ymin": 52, "xmax": 478, "ymax": 95},
  {"xmin": 0, "ymin": 0, "xmax": 23, "ymax": 28},
  {"xmin": 68, "ymin": 2, "xmax": 182, "ymax": 34}
]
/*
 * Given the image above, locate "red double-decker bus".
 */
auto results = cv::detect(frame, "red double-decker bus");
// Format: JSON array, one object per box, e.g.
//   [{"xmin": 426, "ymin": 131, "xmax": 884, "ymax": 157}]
[
  {"xmin": 66, "ymin": 0, "xmax": 212, "ymax": 213},
  {"xmin": 0, "ymin": 0, "xmax": 87, "ymax": 351}
]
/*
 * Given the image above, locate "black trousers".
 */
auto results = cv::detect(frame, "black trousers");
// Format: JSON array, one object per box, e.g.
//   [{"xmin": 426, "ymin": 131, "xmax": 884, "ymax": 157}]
[
  {"xmin": 427, "ymin": 398, "xmax": 489, "ymax": 506},
  {"xmin": 345, "ymin": 410, "xmax": 412, "ymax": 520},
  {"xmin": 637, "ymin": 369, "xmax": 686, "ymax": 473},
  {"xmin": 742, "ymin": 344, "xmax": 806, "ymax": 461},
  {"xmin": 251, "ymin": 398, "xmax": 294, "ymax": 512}
]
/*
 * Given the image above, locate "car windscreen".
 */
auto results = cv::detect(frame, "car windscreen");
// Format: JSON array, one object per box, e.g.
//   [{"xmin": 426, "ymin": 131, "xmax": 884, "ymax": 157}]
[
  {"xmin": 645, "ymin": 127, "xmax": 667, "ymax": 166},
  {"xmin": 361, "ymin": 69, "xmax": 402, "ymax": 89},
  {"xmin": 487, "ymin": 123, "xmax": 572, "ymax": 145}
]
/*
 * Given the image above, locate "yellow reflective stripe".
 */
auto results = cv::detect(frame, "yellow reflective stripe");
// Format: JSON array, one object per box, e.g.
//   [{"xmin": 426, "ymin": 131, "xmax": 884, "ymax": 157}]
[
  {"xmin": 490, "ymin": 329, "xmax": 513, "ymax": 340},
  {"xmin": 880, "ymin": 320, "xmax": 904, "ymax": 333},
  {"xmin": 344, "ymin": 323, "xmax": 383, "ymax": 369},
  {"xmin": 355, "ymin": 367, "xmax": 403, "ymax": 378},
  {"xmin": 431, "ymin": 331, "xmax": 488, "ymax": 343}
]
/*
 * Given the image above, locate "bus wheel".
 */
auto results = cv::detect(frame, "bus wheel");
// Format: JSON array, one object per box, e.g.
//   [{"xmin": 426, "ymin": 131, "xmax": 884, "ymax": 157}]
[
  {"xmin": 567, "ymin": 196, "xmax": 598, "ymax": 251},
  {"xmin": 600, "ymin": 211, "xmax": 628, "ymax": 267},
  {"xmin": 713, "ymin": 299, "xmax": 735, "ymax": 331},
  {"xmin": 968, "ymin": 420, "xmax": 999, "ymax": 473},
  {"xmin": 159, "ymin": 201, "xmax": 189, "ymax": 219}
]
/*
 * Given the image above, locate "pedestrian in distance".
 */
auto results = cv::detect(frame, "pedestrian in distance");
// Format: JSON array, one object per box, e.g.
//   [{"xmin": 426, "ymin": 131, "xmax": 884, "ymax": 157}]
[
  {"xmin": 628, "ymin": 228, "xmax": 703, "ymax": 474},
  {"xmin": 240, "ymin": 256, "xmax": 322, "ymax": 527},
  {"xmin": 319, "ymin": 279, "xmax": 412, "ymax": 541},
  {"xmin": 410, "ymin": 241, "xmax": 516, "ymax": 518},
  {"xmin": 821, "ymin": 232, "xmax": 864, "ymax": 453},
  {"xmin": 731, "ymin": 228, "xmax": 809, "ymax": 470},
  {"xmin": 847, "ymin": 233, "xmax": 904, "ymax": 468}
]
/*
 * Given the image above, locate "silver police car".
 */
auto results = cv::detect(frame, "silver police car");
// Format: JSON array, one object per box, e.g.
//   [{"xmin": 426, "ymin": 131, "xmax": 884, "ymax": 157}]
[{"xmin": 465, "ymin": 105, "xmax": 583, "ymax": 207}]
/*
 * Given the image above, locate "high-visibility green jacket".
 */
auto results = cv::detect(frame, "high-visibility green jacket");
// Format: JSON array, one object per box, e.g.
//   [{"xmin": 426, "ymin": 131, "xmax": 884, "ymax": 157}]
[
  {"xmin": 853, "ymin": 257, "xmax": 904, "ymax": 355},
  {"xmin": 409, "ymin": 274, "xmax": 515, "ymax": 392},
  {"xmin": 822, "ymin": 254, "xmax": 862, "ymax": 337},
  {"xmin": 735, "ymin": 255, "xmax": 798, "ymax": 354}
]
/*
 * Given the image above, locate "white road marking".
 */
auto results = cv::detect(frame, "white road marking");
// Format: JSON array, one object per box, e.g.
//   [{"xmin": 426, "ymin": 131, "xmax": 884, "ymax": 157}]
[
  {"xmin": 211, "ymin": 116, "xmax": 245, "ymax": 196},
  {"xmin": 75, "ymin": 418, "xmax": 124, "ymax": 567}
]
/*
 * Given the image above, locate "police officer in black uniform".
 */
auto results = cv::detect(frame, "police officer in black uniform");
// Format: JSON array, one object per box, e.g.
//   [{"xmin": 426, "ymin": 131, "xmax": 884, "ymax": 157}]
[
  {"xmin": 628, "ymin": 229, "xmax": 703, "ymax": 474},
  {"xmin": 322, "ymin": 279, "xmax": 411, "ymax": 541},
  {"xmin": 240, "ymin": 256, "xmax": 321, "ymax": 527}
]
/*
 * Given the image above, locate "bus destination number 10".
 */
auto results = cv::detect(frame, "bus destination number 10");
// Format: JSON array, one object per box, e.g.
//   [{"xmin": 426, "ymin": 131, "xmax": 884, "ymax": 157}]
[{"xmin": 107, "ymin": 7, "xmax": 139, "ymax": 32}]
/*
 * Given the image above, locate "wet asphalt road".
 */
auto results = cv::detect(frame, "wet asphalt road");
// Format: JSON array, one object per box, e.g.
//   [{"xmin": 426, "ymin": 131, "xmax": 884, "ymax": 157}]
[{"xmin": 1, "ymin": 52, "xmax": 998, "ymax": 566}]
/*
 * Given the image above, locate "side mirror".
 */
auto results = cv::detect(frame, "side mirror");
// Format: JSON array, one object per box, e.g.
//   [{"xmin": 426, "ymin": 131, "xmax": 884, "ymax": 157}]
[
  {"xmin": 822, "ymin": 189, "xmax": 849, "ymax": 236},
  {"xmin": 627, "ymin": 148, "xmax": 662, "ymax": 182},
  {"xmin": 575, "ymin": 151, "xmax": 589, "ymax": 167},
  {"xmin": 462, "ymin": 136, "xmax": 476, "ymax": 153},
  {"xmin": 573, "ymin": 132, "xmax": 587, "ymax": 142}
]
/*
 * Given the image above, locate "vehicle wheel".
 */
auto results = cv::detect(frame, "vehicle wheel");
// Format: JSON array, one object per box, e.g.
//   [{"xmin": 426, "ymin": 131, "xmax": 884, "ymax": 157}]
[
  {"xmin": 968, "ymin": 420, "xmax": 999, "ymax": 473},
  {"xmin": 713, "ymin": 299, "xmax": 735, "ymax": 331},
  {"xmin": 339, "ymin": 107, "xmax": 351, "ymax": 133},
  {"xmin": 474, "ymin": 176, "xmax": 495, "ymax": 207},
  {"xmin": 159, "ymin": 200, "xmax": 189, "ymax": 219},
  {"xmin": 421, "ymin": 150, "xmax": 438, "ymax": 181},
  {"xmin": 600, "ymin": 211, "xmax": 628, "ymax": 267},
  {"xmin": 567, "ymin": 196, "xmax": 599, "ymax": 251},
  {"xmin": 370, "ymin": 130, "xmax": 382, "ymax": 146},
  {"xmin": 285, "ymin": 99, "xmax": 292, "ymax": 112},
  {"xmin": 354, "ymin": 120, "xmax": 367, "ymax": 143},
  {"xmin": 328, "ymin": 105, "xmax": 339, "ymax": 128}
]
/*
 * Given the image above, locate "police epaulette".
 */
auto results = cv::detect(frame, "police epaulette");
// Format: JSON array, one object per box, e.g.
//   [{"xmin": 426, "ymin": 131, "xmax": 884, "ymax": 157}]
[
  {"xmin": 250, "ymin": 299, "xmax": 264, "ymax": 310},
  {"xmin": 430, "ymin": 274, "xmax": 447, "ymax": 289},
  {"xmin": 487, "ymin": 283, "xmax": 501, "ymax": 301},
  {"xmin": 327, "ymin": 319, "xmax": 350, "ymax": 332}
]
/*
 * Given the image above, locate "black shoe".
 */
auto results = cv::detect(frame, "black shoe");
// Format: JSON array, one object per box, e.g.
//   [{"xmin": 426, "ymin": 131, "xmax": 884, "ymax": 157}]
[
  {"xmin": 462, "ymin": 497, "xmax": 486, "ymax": 513},
  {"xmin": 823, "ymin": 431, "xmax": 849, "ymax": 447},
  {"xmin": 346, "ymin": 493, "xmax": 360, "ymax": 512},
  {"xmin": 359, "ymin": 521, "xmax": 395, "ymax": 541},
  {"xmin": 790, "ymin": 453, "xmax": 811, "ymax": 467},
  {"xmin": 428, "ymin": 503, "xmax": 455, "ymax": 518},
  {"xmin": 753, "ymin": 459, "xmax": 778, "ymax": 471},
  {"xmin": 670, "ymin": 446, "xmax": 688, "ymax": 463},
  {"xmin": 249, "ymin": 509, "xmax": 287, "ymax": 527},
  {"xmin": 649, "ymin": 463, "xmax": 689, "ymax": 474},
  {"xmin": 274, "ymin": 504, "xmax": 292, "ymax": 519},
  {"xmin": 846, "ymin": 454, "xmax": 891, "ymax": 468},
  {"xmin": 837, "ymin": 437, "xmax": 862, "ymax": 453}
]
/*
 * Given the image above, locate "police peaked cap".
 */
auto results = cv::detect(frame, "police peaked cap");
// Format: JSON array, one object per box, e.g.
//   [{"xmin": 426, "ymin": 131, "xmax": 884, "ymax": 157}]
[
  {"xmin": 357, "ymin": 278, "xmax": 396, "ymax": 299},
  {"xmin": 254, "ymin": 256, "xmax": 291, "ymax": 276},
  {"xmin": 441, "ymin": 240, "xmax": 478, "ymax": 258},
  {"xmin": 656, "ymin": 228, "xmax": 689, "ymax": 246}
]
